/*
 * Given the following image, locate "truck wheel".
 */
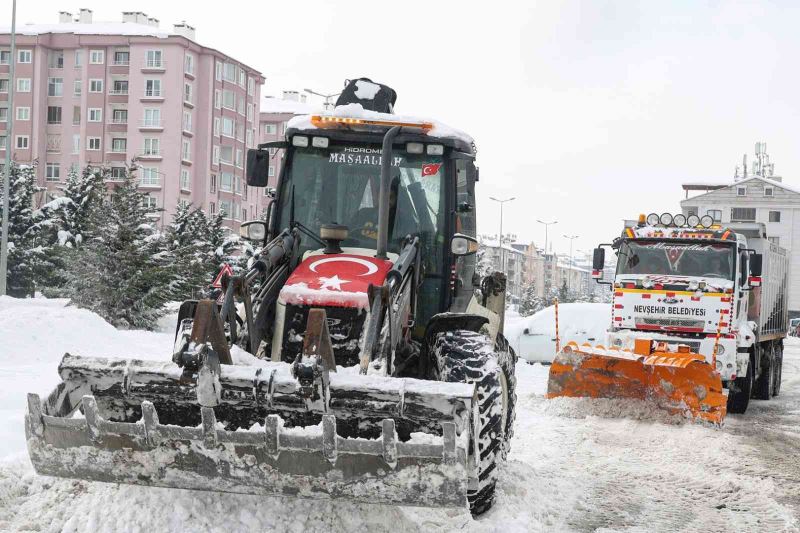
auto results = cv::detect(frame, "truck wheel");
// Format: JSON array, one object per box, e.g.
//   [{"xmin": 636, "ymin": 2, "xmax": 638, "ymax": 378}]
[
  {"xmin": 772, "ymin": 344, "xmax": 783, "ymax": 397},
  {"xmin": 432, "ymin": 329, "xmax": 517, "ymax": 517},
  {"xmin": 727, "ymin": 353, "xmax": 754, "ymax": 414},
  {"xmin": 755, "ymin": 347, "xmax": 773, "ymax": 401}
]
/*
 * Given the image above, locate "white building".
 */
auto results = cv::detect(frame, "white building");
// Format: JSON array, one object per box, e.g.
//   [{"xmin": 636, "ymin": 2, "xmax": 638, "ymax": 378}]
[{"xmin": 680, "ymin": 174, "xmax": 800, "ymax": 312}]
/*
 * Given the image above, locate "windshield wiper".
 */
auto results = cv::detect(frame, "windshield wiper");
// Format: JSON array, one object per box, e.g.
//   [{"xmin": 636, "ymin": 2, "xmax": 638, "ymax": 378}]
[{"xmin": 289, "ymin": 185, "xmax": 327, "ymax": 248}]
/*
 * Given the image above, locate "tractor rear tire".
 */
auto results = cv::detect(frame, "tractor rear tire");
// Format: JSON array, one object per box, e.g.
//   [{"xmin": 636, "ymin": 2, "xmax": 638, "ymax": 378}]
[
  {"xmin": 727, "ymin": 353, "xmax": 754, "ymax": 414},
  {"xmin": 432, "ymin": 329, "xmax": 517, "ymax": 517}
]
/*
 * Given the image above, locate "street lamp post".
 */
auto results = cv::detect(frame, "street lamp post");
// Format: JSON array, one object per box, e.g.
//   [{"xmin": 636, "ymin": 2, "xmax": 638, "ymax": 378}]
[
  {"xmin": 563, "ymin": 234, "xmax": 578, "ymax": 291},
  {"xmin": 303, "ymin": 88, "xmax": 342, "ymax": 110},
  {"xmin": 490, "ymin": 196, "xmax": 515, "ymax": 273},
  {"xmin": 0, "ymin": 0, "xmax": 16, "ymax": 296},
  {"xmin": 536, "ymin": 219, "xmax": 557, "ymax": 295}
]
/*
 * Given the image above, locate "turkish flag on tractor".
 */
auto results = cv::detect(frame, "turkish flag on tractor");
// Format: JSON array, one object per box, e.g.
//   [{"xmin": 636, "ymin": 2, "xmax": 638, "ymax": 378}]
[
  {"xmin": 421, "ymin": 163, "xmax": 442, "ymax": 177},
  {"xmin": 212, "ymin": 263, "xmax": 234, "ymax": 288}
]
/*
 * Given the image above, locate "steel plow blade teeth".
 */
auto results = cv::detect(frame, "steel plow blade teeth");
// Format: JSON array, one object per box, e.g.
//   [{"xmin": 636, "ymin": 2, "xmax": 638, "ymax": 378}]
[
  {"xmin": 25, "ymin": 353, "xmax": 478, "ymax": 509},
  {"xmin": 546, "ymin": 341, "xmax": 727, "ymax": 425}
]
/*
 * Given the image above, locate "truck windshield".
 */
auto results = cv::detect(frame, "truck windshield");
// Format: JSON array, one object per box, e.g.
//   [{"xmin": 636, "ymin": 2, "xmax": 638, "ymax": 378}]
[
  {"xmin": 277, "ymin": 142, "xmax": 447, "ymax": 274},
  {"xmin": 617, "ymin": 240, "xmax": 735, "ymax": 280}
]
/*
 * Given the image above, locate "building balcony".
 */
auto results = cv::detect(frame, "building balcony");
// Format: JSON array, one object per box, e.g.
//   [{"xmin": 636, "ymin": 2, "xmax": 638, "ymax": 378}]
[
  {"xmin": 109, "ymin": 89, "xmax": 129, "ymax": 96},
  {"xmin": 139, "ymin": 120, "xmax": 163, "ymax": 131},
  {"xmin": 141, "ymin": 60, "xmax": 166, "ymax": 72},
  {"xmin": 108, "ymin": 117, "xmax": 128, "ymax": 125},
  {"xmin": 112, "ymin": 59, "xmax": 130, "ymax": 67},
  {"xmin": 136, "ymin": 152, "xmax": 162, "ymax": 160}
]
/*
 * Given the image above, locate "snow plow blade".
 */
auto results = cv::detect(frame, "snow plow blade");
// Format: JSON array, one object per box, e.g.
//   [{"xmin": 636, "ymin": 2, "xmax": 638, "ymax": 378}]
[
  {"xmin": 25, "ymin": 354, "xmax": 475, "ymax": 508},
  {"xmin": 546, "ymin": 339, "xmax": 727, "ymax": 424}
]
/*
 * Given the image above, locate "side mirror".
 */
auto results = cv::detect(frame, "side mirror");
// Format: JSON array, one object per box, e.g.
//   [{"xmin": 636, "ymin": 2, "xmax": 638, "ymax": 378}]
[
  {"xmin": 246, "ymin": 149, "xmax": 270, "ymax": 187},
  {"xmin": 749, "ymin": 253, "xmax": 763, "ymax": 287},
  {"xmin": 451, "ymin": 233, "xmax": 479, "ymax": 256},
  {"xmin": 592, "ymin": 247, "xmax": 605, "ymax": 279},
  {"xmin": 239, "ymin": 220, "xmax": 267, "ymax": 241}
]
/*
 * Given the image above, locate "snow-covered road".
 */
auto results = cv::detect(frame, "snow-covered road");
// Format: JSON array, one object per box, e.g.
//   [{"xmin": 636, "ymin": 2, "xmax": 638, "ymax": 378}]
[{"xmin": 0, "ymin": 297, "xmax": 798, "ymax": 532}]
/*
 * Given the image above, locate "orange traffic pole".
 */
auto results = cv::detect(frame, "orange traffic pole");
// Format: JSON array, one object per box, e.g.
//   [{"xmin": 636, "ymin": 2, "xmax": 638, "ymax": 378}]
[{"xmin": 554, "ymin": 297, "xmax": 560, "ymax": 355}]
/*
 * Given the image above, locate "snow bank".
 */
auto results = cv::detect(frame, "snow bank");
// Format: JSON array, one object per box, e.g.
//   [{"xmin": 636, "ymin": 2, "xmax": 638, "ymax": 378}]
[{"xmin": 505, "ymin": 303, "xmax": 610, "ymax": 357}]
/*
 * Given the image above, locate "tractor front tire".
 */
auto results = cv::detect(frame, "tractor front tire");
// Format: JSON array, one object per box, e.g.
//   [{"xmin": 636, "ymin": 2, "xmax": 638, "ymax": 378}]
[{"xmin": 432, "ymin": 329, "xmax": 517, "ymax": 517}]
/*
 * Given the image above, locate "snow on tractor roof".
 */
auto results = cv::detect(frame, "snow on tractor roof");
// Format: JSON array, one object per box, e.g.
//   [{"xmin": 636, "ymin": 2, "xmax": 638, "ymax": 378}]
[{"xmin": 287, "ymin": 103, "xmax": 475, "ymax": 146}]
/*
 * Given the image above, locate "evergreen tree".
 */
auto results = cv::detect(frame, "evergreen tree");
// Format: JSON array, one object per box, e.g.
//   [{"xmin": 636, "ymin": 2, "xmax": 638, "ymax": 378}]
[
  {"xmin": 0, "ymin": 162, "xmax": 48, "ymax": 296},
  {"xmin": 518, "ymin": 282, "xmax": 547, "ymax": 317},
  {"xmin": 558, "ymin": 280, "xmax": 572, "ymax": 303},
  {"xmin": 162, "ymin": 203, "xmax": 213, "ymax": 300},
  {"xmin": 64, "ymin": 170, "xmax": 172, "ymax": 329}
]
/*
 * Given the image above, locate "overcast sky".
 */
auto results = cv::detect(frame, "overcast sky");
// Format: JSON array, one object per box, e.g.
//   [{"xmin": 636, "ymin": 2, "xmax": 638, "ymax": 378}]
[{"xmin": 11, "ymin": 0, "xmax": 800, "ymax": 255}]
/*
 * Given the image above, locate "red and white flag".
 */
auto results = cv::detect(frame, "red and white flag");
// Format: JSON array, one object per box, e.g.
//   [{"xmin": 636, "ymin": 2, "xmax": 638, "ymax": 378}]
[{"xmin": 421, "ymin": 163, "xmax": 442, "ymax": 177}]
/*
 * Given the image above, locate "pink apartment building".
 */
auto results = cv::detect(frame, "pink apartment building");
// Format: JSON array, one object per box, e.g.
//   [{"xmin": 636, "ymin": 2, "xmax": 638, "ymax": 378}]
[
  {"xmin": 0, "ymin": 9, "xmax": 266, "ymax": 229},
  {"xmin": 257, "ymin": 91, "xmax": 317, "ymax": 190}
]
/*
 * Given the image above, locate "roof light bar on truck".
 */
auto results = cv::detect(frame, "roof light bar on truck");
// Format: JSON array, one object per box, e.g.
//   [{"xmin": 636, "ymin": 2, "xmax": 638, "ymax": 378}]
[{"xmin": 310, "ymin": 114, "xmax": 434, "ymax": 132}]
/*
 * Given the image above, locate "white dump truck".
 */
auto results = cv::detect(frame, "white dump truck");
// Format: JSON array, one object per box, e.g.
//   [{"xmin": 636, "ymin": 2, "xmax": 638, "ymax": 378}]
[{"xmin": 591, "ymin": 213, "xmax": 790, "ymax": 414}]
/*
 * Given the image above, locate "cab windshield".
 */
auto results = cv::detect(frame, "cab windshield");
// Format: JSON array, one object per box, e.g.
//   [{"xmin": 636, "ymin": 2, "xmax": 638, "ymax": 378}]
[
  {"xmin": 278, "ymin": 142, "xmax": 447, "ymax": 274},
  {"xmin": 617, "ymin": 240, "xmax": 735, "ymax": 280}
]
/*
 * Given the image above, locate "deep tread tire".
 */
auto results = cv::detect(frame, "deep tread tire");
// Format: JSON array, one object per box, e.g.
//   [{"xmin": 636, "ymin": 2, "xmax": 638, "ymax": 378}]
[
  {"xmin": 432, "ymin": 330, "xmax": 517, "ymax": 517},
  {"xmin": 773, "ymin": 344, "xmax": 783, "ymax": 397},
  {"xmin": 727, "ymin": 353, "xmax": 753, "ymax": 414},
  {"xmin": 755, "ymin": 345, "xmax": 773, "ymax": 401}
]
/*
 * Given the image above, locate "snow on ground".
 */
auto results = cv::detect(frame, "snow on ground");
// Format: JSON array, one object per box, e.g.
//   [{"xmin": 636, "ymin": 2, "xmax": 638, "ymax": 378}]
[{"xmin": 0, "ymin": 297, "xmax": 798, "ymax": 532}]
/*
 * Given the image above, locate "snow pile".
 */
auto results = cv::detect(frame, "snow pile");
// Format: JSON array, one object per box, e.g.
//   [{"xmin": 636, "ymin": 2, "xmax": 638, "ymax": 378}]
[{"xmin": 505, "ymin": 303, "xmax": 611, "ymax": 356}]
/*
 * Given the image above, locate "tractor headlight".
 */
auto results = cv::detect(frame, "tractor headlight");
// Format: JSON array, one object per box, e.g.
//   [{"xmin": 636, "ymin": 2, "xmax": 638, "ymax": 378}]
[
  {"xmin": 646, "ymin": 213, "xmax": 660, "ymax": 226},
  {"xmin": 673, "ymin": 213, "xmax": 687, "ymax": 227},
  {"xmin": 659, "ymin": 213, "xmax": 674, "ymax": 226},
  {"xmin": 687, "ymin": 214, "xmax": 700, "ymax": 227},
  {"xmin": 699, "ymin": 215, "xmax": 714, "ymax": 228}
]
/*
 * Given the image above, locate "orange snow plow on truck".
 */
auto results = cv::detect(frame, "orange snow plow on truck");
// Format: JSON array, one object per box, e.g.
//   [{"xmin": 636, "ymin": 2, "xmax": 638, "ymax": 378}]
[{"xmin": 547, "ymin": 338, "xmax": 727, "ymax": 424}]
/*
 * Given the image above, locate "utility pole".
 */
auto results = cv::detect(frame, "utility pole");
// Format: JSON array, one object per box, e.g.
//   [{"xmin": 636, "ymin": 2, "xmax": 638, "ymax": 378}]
[
  {"xmin": 563, "ymin": 234, "xmax": 578, "ymax": 291},
  {"xmin": 490, "ymin": 196, "xmax": 515, "ymax": 273},
  {"xmin": 0, "ymin": 0, "xmax": 17, "ymax": 296}
]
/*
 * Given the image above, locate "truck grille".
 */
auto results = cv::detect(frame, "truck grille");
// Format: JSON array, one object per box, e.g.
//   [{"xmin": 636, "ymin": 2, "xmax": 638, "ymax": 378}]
[{"xmin": 636, "ymin": 317, "xmax": 705, "ymax": 330}]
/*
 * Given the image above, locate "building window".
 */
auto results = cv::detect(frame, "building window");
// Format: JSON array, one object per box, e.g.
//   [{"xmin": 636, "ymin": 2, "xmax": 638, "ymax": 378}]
[
  {"xmin": 183, "ymin": 111, "xmax": 192, "ymax": 132},
  {"xmin": 184, "ymin": 54, "xmax": 194, "ymax": 75},
  {"xmin": 220, "ymin": 146, "xmax": 233, "ymax": 164},
  {"xmin": 89, "ymin": 79, "xmax": 104, "ymax": 93},
  {"xmin": 220, "ymin": 172, "xmax": 233, "ymax": 192},
  {"xmin": 246, "ymin": 129, "xmax": 253, "ymax": 148},
  {"xmin": 113, "ymin": 51, "xmax": 129, "ymax": 66},
  {"xmin": 110, "ymin": 167, "xmax": 126, "ymax": 180},
  {"xmin": 0, "ymin": 135, "xmax": 5, "ymax": 150},
  {"xmin": 731, "ymin": 207, "xmax": 756, "ymax": 222},
  {"xmin": 706, "ymin": 209, "xmax": 721, "ymax": 222},
  {"xmin": 0, "ymin": 107, "xmax": 6, "ymax": 122},
  {"xmin": 140, "ymin": 167, "xmax": 160, "ymax": 186},
  {"xmin": 222, "ymin": 90, "xmax": 236, "ymax": 110},
  {"xmin": 111, "ymin": 80, "xmax": 128, "ymax": 94},
  {"xmin": 736, "ymin": 186, "xmax": 746, "ymax": 196},
  {"xmin": 145, "ymin": 50, "xmax": 163, "ymax": 68},
  {"xmin": 235, "ymin": 176, "xmax": 242, "ymax": 195},
  {"xmin": 47, "ymin": 106, "xmax": 62, "ymax": 124},
  {"xmin": 180, "ymin": 168, "xmax": 191, "ymax": 190},
  {"xmin": 263, "ymin": 123, "xmax": 277, "ymax": 135},
  {"xmin": 236, "ymin": 149, "xmax": 243, "ymax": 168},
  {"xmin": 74, "ymin": 50, "xmax": 83, "ymax": 67},
  {"xmin": 16, "ymin": 107, "xmax": 30, "ymax": 120},
  {"xmin": 238, "ymin": 97, "xmax": 245, "ymax": 116},
  {"xmin": 72, "ymin": 106, "xmax": 81, "ymax": 125},
  {"xmin": 111, "ymin": 138, "xmax": 127, "ymax": 152},
  {"xmin": 220, "ymin": 199, "xmax": 233, "ymax": 219},
  {"xmin": 143, "ymin": 108, "xmax": 161, "ymax": 127},
  {"xmin": 213, "ymin": 117, "xmax": 220, "ymax": 136},
  {"xmin": 73, "ymin": 79, "xmax": 82, "ymax": 96},
  {"xmin": 769, "ymin": 210, "xmax": 781, "ymax": 223},
  {"xmin": 764, "ymin": 186, "xmax": 774, "ymax": 197},
  {"xmin": 112, "ymin": 108, "xmax": 128, "ymax": 124},
  {"xmin": 182, "ymin": 140, "xmax": 191, "ymax": 161},
  {"xmin": 268, "ymin": 166, "xmax": 275, "ymax": 177},
  {"xmin": 238, "ymin": 67, "xmax": 245, "ymax": 87},
  {"xmin": 247, "ymin": 77, "xmax": 254, "ymax": 95},
  {"xmin": 145, "ymin": 79, "xmax": 161, "ymax": 97},
  {"xmin": 0, "ymin": 51, "xmax": 10, "ymax": 64},
  {"xmin": 72, "ymin": 134, "xmax": 80, "ymax": 153},
  {"xmin": 48, "ymin": 77, "xmax": 64, "ymax": 96},
  {"xmin": 768, "ymin": 236, "xmax": 780, "ymax": 245},
  {"xmin": 48, "ymin": 50, "xmax": 64, "ymax": 69},
  {"xmin": 210, "ymin": 174, "xmax": 217, "ymax": 193},
  {"xmin": 143, "ymin": 138, "xmax": 160, "ymax": 156},
  {"xmin": 89, "ymin": 50, "xmax": 104, "ymax": 64},
  {"xmin": 210, "ymin": 202, "xmax": 216, "ymax": 214},
  {"xmin": 18, "ymin": 50, "xmax": 32, "ymax": 63},
  {"xmin": 45, "ymin": 163, "xmax": 60, "ymax": 182},
  {"xmin": 88, "ymin": 108, "xmax": 102, "ymax": 122},
  {"xmin": 17, "ymin": 78, "xmax": 31, "ymax": 92},
  {"xmin": 87, "ymin": 137, "xmax": 101, "ymax": 150},
  {"xmin": 247, "ymin": 103, "xmax": 253, "ymax": 122},
  {"xmin": 223, "ymin": 62, "xmax": 236, "ymax": 83},
  {"xmin": 215, "ymin": 61, "xmax": 222, "ymax": 81},
  {"xmin": 142, "ymin": 195, "xmax": 157, "ymax": 209},
  {"xmin": 15, "ymin": 135, "xmax": 29, "ymax": 149},
  {"xmin": 183, "ymin": 82, "xmax": 192, "ymax": 104},
  {"xmin": 222, "ymin": 117, "xmax": 235, "ymax": 137},
  {"xmin": 0, "ymin": 79, "xmax": 7, "ymax": 93},
  {"xmin": 212, "ymin": 145, "xmax": 220, "ymax": 165}
]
